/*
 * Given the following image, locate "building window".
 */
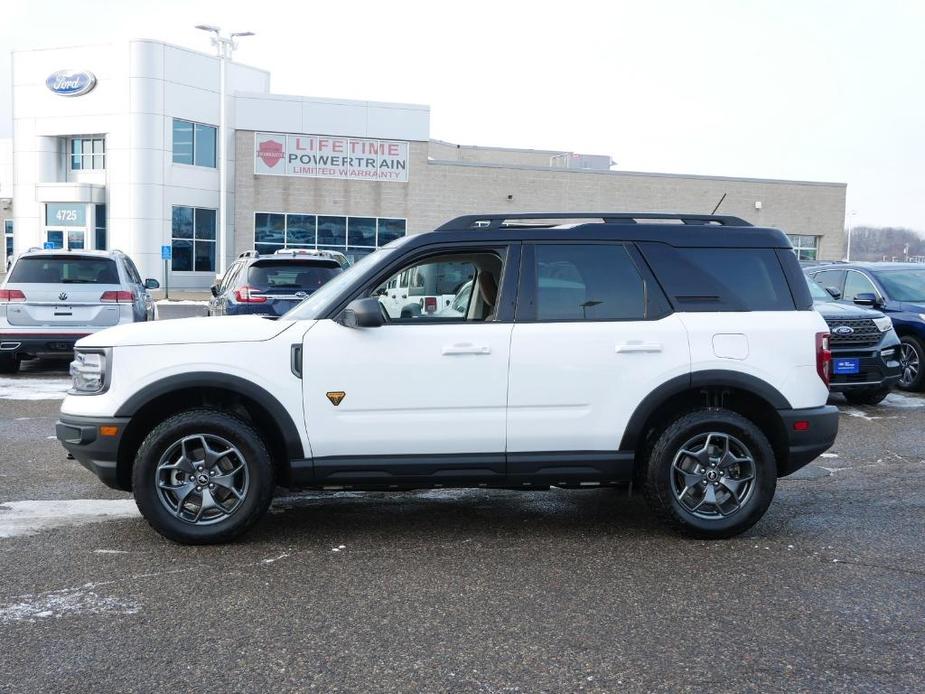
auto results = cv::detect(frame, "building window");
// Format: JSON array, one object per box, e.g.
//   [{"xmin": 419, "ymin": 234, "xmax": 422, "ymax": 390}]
[
  {"xmin": 253, "ymin": 213, "xmax": 406, "ymax": 262},
  {"xmin": 95, "ymin": 204, "xmax": 107, "ymax": 250},
  {"xmin": 788, "ymin": 234, "xmax": 819, "ymax": 261},
  {"xmin": 70, "ymin": 137, "xmax": 105, "ymax": 170},
  {"xmin": 4, "ymin": 220, "xmax": 12, "ymax": 265},
  {"xmin": 171, "ymin": 206, "xmax": 216, "ymax": 272},
  {"xmin": 172, "ymin": 119, "xmax": 217, "ymax": 167}
]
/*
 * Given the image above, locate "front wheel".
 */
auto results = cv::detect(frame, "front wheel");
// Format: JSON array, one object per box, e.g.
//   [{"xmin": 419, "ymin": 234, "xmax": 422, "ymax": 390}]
[
  {"xmin": 897, "ymin": 336, "xmax": 924, "ymax": 391},
  {"xmin": 642, "ymin": 409, "xmax": 777, "ymax": 539},
  {"xmin": 132, "ymin": 408, "xmax": 275, "ymax": 544}
]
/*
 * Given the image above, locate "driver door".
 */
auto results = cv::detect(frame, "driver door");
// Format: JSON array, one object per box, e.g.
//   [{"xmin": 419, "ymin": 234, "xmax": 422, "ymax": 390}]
[{"xmin": 301, "ymin": 244, "xmax": 517, "ymax": 485}]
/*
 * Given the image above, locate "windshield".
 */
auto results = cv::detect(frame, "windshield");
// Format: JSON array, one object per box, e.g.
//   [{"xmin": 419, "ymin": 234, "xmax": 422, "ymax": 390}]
[
  {"xmin": 8, "ymin": 256, "xmax": 120, "ymax": 284},
  {"xmin": 282, "ymin": 248, "xmax": 396, "ymax": 320},
  {"xmin": 807, "ymin": 277, "xmax": 832, "ymax": 301},
  {"xmin": 876, "ymin": 269, "xmax": 925, "ymax": 302}
]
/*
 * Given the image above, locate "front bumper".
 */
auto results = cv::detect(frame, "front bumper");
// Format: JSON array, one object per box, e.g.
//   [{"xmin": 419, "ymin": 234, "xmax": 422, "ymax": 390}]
[
  {"xmin": 56, "ymin": 414, "xmax": 130, "ymax": 490},
  {"xmin": 1, "ymin": 332, "xmax": 91, "ymax": 357},
  {"xmin": 777, "ymin": 405, "xmax": 839, "ymax": 476},
  {"xmin": 828, "ymin": 345, "xmax": 902, "ymax": 392}
]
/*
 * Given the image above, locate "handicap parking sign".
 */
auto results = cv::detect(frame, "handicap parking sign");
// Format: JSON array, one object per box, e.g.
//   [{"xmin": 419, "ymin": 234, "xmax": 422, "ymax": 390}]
[{"xmin": 161, "ymin": 245, "xmax": 172, "ymax": 260}]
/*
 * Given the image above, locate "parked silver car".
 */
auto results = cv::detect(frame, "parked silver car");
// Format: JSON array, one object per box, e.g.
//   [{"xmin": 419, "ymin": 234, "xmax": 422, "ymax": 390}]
[{"xmin": 0, "ymin": 249, "xmax": 159, "ymax": 374}]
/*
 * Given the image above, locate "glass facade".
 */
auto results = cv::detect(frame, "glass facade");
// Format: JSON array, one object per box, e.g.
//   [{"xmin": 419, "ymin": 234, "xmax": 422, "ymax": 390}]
[
  {"xmin": 788, "ymin": 234, "xmax": 819, "ymax": 261},
  {"xmin": 254, "ymin": 213, "xmax": 406, "ymax": 263},
  {"xmin": 70, "ymin": 137, "xmax": 105, "ymax": 170},
  {"xmin": 4, "ymin": 220, "xmax": 13, "ymax": 265},
  {"xmin": 172, "ymin": 119, "xmax": 217, "ymax": 167},
  {"xmin": 172, "ymin": 206, "xmax": 216, "ymax": 271},
  {"xmin": 95, "ymin": 204, "xmax": 107, "ymax": 250}
]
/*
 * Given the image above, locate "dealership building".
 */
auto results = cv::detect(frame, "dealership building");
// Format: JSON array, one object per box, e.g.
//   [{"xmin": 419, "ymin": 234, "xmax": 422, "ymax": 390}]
[{"xmin": 4, "ymin": 39, "xmax": 847, "ymax": 288}]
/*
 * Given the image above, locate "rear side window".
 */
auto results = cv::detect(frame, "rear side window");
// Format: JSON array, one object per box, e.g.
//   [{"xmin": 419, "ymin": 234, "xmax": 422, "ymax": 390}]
[
  {"xmin": 8, "ymin": 256, "xmax": 120, "ymax": 284},
  {"xmin": 246, "ymin": 261, "xmax": 342, "ymax": 292},
  {"xmin": 532, "ymin": 243, "xmax": 647, "ymax": 321},
  {"xmin": 639, "ymin": 244, "xmax": 794, "ymax": 311}
]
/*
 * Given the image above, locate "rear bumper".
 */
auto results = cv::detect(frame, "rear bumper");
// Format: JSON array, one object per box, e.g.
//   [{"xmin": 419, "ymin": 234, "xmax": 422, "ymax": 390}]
[
  {"xmin": 0, "ymin": 332, "xmax": 91, "ymax": 356},
  {"xmin": 56, "ymin": 414, "xmax": 130, "ymax": 490},
  {"xmin": 777, "ymin": 405, "xmax": 839, "ymax": 476}
]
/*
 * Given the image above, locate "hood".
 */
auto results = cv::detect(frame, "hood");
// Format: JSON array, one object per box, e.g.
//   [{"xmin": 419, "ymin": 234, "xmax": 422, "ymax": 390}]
[
  {"xmin": 899, "ymin": 302, "xmax": 925, "ymax": 314},
  {"xmin": 813, "ymin": 300, "xmax": 884, "ymax": 320},
  {"xmin": 76, "ymin": 315, "xmax": 298, "ymax": 348}
]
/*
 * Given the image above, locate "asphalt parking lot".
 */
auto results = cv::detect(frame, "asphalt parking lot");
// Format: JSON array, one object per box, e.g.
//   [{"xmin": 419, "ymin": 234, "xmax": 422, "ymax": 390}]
[{"xmin": 1, "ymin": 344, "xmax": 924, "ymax": 692}]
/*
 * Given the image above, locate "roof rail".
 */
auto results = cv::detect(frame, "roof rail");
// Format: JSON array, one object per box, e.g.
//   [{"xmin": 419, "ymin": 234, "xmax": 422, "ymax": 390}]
[
  {"xmin": 436, "ymin": 212, "xmax": 752, "ymax": 231},
  {"xmin": 238, "ymin": 250, "xmax": 260, "ymax": 259}
]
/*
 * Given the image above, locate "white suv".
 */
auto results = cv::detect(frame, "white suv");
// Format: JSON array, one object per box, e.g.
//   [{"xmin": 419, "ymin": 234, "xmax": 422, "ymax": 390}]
[{"xmin": 56, "ymin": 213, "xmax": 838, "ymax": 544}]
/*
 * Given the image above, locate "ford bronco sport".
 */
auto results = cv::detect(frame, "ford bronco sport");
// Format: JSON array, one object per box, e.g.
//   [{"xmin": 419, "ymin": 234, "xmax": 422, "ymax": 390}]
[{"xmin": 56, "ymin": 213, "xmax": 839, "ymax": 544}]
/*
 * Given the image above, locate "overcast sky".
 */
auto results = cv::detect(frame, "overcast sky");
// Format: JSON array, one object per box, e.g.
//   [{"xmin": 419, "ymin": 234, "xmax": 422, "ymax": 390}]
[{"xmin": 2, "ymin": 0, "xmax": 923, "ymax": 230}]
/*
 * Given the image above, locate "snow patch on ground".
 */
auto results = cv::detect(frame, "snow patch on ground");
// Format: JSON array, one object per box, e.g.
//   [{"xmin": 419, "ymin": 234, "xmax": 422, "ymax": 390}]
[
  {"xmin": 0, "ymin": 587, "xmax": 138, "ymax": 624},
  {"xmin": 880, "ymin": 393, "xmax": 925, "ymax": 409},
  {"xmin": 155, "ymin": 299, "xmax": 209, "ymax": 306},
  {"xmin": 0, "ymin": 377, "xmax": 70, "ymax": 400},
  {"xmin": 0, "ymin": 499, "xmax": 139, "ymax": 539},
  {"xmin": 820, "ymin": 453, "xmax": 839, "ymax": 458}
]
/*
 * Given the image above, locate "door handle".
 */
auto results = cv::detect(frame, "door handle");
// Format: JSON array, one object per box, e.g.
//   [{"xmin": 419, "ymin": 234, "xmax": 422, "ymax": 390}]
[
  {"xmin": 615, "ymin": 341, "xmax": 663, "ymax": 353},
  {"xmin": 442, "ymin": 343, "xmax": 491, "ymax": 355}
]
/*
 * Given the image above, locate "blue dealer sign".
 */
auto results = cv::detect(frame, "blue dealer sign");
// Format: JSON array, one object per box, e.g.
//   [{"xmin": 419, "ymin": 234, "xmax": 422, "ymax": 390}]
[{"xmin": 46, "ymin": 70, "xmax": 97, "ymax": 97}]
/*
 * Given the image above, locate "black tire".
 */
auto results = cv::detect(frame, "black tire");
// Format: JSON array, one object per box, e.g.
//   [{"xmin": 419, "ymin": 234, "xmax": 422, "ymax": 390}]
[
  {"xmin": 844, "ymin": 386, "xmax": 890, "ymax": 406},
  {"xmin": 0, "ymin": 353, "xmax": 20, "ymax": 374},
  {"xmin": 132, "ymin": 408, "xmax": 275, "ymax": 544},
  {"xmin": 897, "ymin": 335, "xmax": 924, "ymax": 392},
  {"xmin": 642, "ymin": 408, "xmax": 777, "ymax": 539}
]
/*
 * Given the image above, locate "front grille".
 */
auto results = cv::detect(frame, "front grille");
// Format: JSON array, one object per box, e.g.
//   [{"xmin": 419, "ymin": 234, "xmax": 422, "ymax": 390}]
[{"xmin": 825, "ymin": 318, "xmax": 881, "ymax": 347}]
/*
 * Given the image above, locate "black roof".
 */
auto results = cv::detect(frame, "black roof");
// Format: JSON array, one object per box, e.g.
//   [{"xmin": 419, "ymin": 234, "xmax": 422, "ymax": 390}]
[{"xmin": 407, "ymin": 212, "xmax": 793, "ymax": 249}]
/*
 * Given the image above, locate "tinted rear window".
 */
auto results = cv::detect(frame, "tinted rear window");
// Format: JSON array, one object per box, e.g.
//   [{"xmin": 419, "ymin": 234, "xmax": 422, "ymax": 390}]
[
  {"xmin": 246, "ymin": 261, "xmax": 342, "ymax": 292},
  {"xmin": 8, "ymin": 256, "xmax": 120, "ymax": 284},
  {"xmin": 639, "ymin": 244, "xmax": 794, "ymax": 311}
]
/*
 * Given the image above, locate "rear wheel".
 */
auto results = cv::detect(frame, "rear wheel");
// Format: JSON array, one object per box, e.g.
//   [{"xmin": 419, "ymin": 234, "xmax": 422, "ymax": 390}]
[
  {"xmin": 132, "ymin": 408, "xmax": 275, "ymax": 544},
  {"xmin": 897, "ymin": 336, "xmax": 924, "ymax": 391},
  {"xmin": 642, "ymin": 409, "xmax": 777, "ymax": 539},
  {"xmin": 844, "ymin": 386, "xmax": 890, "ymax": 406},
  {"xmin": 0, "ymin": 353, "xmax": 20, "ymax": 374}
]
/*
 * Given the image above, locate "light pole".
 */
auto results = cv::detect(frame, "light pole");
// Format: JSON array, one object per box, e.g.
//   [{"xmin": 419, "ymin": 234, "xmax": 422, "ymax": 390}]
[
  {"xmin": 845, "ymin": 209, "xmax": 857, "ymax": 261},
  {"xmin": 195, "ymin": 25, "xmax": 254, "ymax": 277}
]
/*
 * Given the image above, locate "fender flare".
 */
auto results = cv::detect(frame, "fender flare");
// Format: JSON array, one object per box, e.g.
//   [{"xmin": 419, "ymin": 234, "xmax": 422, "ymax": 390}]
[
  {"xmin": 115, "ymin": 372, "xmax": 305, "ymax": 459},
  {"xmin": 619, "ymin": 370, "xmax": 791, "ymax": 451}
]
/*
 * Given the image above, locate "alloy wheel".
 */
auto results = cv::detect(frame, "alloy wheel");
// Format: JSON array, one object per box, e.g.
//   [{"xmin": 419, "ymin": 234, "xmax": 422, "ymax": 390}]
[
  {"xmin": 899, "ymin": 343, "xmax": 920, "ymax": 388},
  {"xmin": 670, "ymin": 432, "xmax": 756, "ymax": 520},
  {"xmin": 155, "ymin": 434, "xmax": 250, "ymax": 525}
]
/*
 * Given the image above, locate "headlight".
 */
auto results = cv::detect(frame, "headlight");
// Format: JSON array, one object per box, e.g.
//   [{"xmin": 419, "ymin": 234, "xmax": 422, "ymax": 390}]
[
  {"xmin": 873, "ymin": 316, "xmax": 893, "ymax": 333},
  {"xmin": 69, "ymin": 349, "xmax": 109, "ymax": 394}
]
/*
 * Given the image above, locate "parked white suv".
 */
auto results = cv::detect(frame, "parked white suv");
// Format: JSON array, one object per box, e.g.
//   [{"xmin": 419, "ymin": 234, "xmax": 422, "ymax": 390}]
[
  {"xmin": 1, "ymin": 249, "xmax": 159, "ymax": 374},
  {"xmin": 56, "ymin": 213, "xmax": 838, "ymax": 544}
]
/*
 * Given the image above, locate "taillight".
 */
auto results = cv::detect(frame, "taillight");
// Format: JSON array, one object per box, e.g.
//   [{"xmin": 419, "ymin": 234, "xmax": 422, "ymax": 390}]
[
  {"xmin": 424, "ymin": 296, "xmax": 437, "ymax": 313},
  {"xmin": 816, "ymin": 332, "xmax": 831, "ymax": 386},
  {"xmin": 234, "ymin": 285, "xmax": 267, "ymax": 303},
  {"xmin": 0, "ymin": 289, "xmax": 26, "ymax": 302},
  {"xmin": 100, "ymin": 290, "xmax": 134, "ymax": 303}
]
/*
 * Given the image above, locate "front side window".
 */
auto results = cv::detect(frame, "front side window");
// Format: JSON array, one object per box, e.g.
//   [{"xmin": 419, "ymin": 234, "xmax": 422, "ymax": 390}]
[
  {"xmin": 372, "ymin": 252, "xmax": 504, "ymax": 322},
  {"xmin": 843, "ymin": 270, "xmax": 878, "ymax": 301},
  {"xmin": 171, "ymin": 206, "xmax": 216, "ymax": 272},
  {"xmin": 532, "ymin": 243, "xmax": 646, "ymax": 321},
  {"xmin": 70, "ymin": 137, "xmax": 105, "ymax": 170},
  {"xmin": 172, "ymin": 119, "xmax": 217, "ymax": 167}
]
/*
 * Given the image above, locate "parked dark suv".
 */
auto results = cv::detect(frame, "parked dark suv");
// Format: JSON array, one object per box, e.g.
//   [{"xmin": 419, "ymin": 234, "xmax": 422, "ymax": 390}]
[
  {"xmin": 807, "ymin": 262, "xmax": 925, "ymax": 391},
  {"xmin": 806, "ymin": 278, "xmax": 900, "ymax": 404},
  {"xmin": 208, "ymin": 249, "xmax": 348, "ymax": 317}
]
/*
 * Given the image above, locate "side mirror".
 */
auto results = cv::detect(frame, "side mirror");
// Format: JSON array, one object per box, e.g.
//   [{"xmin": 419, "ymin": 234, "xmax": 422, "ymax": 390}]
[
  {"xmin": 342, "ymin": 297, "xmax": 385, "ymax": 328},
  {"xmin": 824, "ymin": 286, "xmax": 841, "ymax": 299},
  {"xmin": 210, "ymin": 284, "xmax": 219, "ymax": 297},
  {"xmin": 145, "ymin": 278, "xmax": 160, "ymax": 290},
  {"xmin": 853, "ymin": 292, "xmax": 877, "ymax": 307}
]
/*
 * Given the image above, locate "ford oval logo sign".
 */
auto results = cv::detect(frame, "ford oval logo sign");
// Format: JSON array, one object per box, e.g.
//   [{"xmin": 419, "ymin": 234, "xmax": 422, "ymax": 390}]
[
  {"xmin": 833, "ymin": 326, "xmax": 855, "ymax": 335},
  {"xmin": 46, "ymin": 70, "xmax": 97, "ymax": 97}
]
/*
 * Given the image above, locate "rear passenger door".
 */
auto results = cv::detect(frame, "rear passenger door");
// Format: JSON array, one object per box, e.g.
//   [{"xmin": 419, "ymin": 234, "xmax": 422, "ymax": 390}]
[{"xmin": 506, "ymin": 242, "xmax": 690, "ymax": 480}]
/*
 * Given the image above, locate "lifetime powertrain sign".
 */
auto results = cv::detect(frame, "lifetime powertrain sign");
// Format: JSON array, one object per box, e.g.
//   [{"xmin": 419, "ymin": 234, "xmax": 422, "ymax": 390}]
[{"xmin": 254, "ymin": 132, "xmax": 409, "ymax": 182}]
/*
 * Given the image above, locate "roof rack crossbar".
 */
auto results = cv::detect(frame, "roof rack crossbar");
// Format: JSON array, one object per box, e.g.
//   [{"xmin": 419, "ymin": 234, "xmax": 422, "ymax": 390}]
[{"xmin": 436, "ymin": 212, "xmax": 752, "ymax": 231}]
